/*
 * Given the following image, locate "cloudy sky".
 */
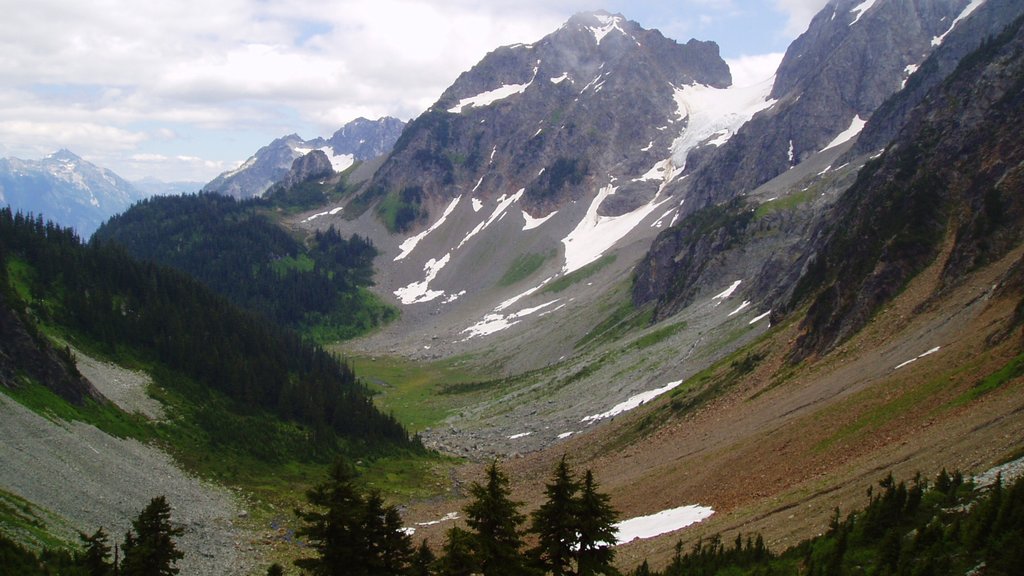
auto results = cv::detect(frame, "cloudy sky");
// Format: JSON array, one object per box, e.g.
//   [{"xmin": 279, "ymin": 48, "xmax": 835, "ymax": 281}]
[{"xmin": 0, "ymin": 0, "xmax": 828, "ymax": 183}]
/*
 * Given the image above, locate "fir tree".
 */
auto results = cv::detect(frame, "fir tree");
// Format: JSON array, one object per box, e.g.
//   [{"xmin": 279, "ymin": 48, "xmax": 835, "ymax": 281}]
[
  {"xmin": 576, "ymin": 469, "xmax": 619, "ymax": 576},
  {"xmin": 530, "ymin": 456, "xmax": 581, "ymax": 576},
  {"xmin": 437, "ymin": 527, "xmax": 479, "ymax": 576},
  {"xmin": 294, "ymin": 458, "xmax": 414, "ymax": 576},
  {"xmin": 411, "ymin": 539, "xmax": 436, "ymax": 576},
  {"xmin": 295, "ymin": 459, "xmax": 370, "ymax": 576},
  {"xmin": 464, "ymin": 460, "xmax": 528, "ymax": 576},
  {"xmin": 79, "ymin": 527, "xmax": 112, "ymax": 576},
  {"xmin": 119, "ymin": 496, "xmax": 184, "ymax": 576}
]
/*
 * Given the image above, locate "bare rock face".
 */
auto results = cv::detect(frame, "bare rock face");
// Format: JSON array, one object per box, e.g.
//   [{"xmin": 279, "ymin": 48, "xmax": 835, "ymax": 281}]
[{"xmin": 631, "ymin": 0, "xmax": 1024, "ymax": 338}]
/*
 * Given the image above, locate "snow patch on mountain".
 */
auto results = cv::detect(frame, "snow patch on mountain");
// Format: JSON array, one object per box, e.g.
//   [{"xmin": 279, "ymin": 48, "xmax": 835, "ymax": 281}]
[
  {"xmin": 394, "ymin": 253, "xmax": 451, "ymax": 305},
  {"xmin": 932, "ymin": 0, "xmax": 987, "ymax": 46},
  {"xmin": 587, "ymin": 13, "xmax": 632, "ymax": 44},
  {"xmin": 561, "ymin": 184, "xmax": 672, "ymax": 274},
  {"xmin": 614, "ymin": 505, "xmax": 715, "ymax": 544},
  {"xmin": 820, "ymin": 115, "xmax": 866, "ymax": 152},
  {"xmin": 395, "ymin": 196, "xmax": 462, "ymax": 261},
  {"xmin": 713, "ymin": 280, "xmax": 742, "ymax": 301},
  {"xmin": 448, "ymin": 65, "xmax": 540, "ymax": 113},
  {"xmin": 669, "ymin": 77, "xmax": 776, "ymax": 175},
  {"xmin": 293, "ymin": 145, "xmax": 355, "ymax": 173},
  {"xmin": 458, "ymin": 189, "xmax": 524, "ymax": 249},
  {"xmin": 462, "ymin": 298, "xmax": 562, "ymax": 339},
  {"xmin": 522, "ymin": 209, "xmax": 557, "ymax": 231},
  {"xmin": 582, "ymin": 379, "xmax": 684, "ymax": 422},
  {"xmin": 849, "ymin": 0, "xmax": 878, "ymax": 26}
]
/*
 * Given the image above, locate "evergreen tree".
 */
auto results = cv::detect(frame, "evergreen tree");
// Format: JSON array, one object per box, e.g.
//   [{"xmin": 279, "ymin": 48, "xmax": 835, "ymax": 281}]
[
  {"xmin": 295, "ymin": 459, "xmax": 370, "ymax": 576},
  {"xmin": 437, "ymin": 527, "xmax": 478, "ymax": 576},
  {"xmin": 464, "ymin": 460, "xmax": 528, "ymax": 576},
  {"xmin": 576, "ymin": 470, "xmax": 619, "ymax": 576},
  {"xmin": 530, "ymin": 456, "xmax": 581, "ymax": 576},
  {"xmin": 266, "ymin": 564, "xmax": 284, "ymax": 576},
  {"xmin": 119, "ymin": 496, "xmax": 184, "ymax": 576},
  {"xmin": 411, "ymin": 539, "xmax": 436, "ymax": 576},
  {"xmin": 294, "ymin": 458, "xmax": 413, "ymax": 576},
  {"xmin": 79, "ymin": 527, "xmax": 112, "ymax": 576}
]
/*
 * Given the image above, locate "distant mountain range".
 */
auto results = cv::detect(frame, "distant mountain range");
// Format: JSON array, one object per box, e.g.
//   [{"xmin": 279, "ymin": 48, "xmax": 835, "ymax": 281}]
[{"xmin": 0, "ymin": 149, "xmax": 145, "ymax": 238}]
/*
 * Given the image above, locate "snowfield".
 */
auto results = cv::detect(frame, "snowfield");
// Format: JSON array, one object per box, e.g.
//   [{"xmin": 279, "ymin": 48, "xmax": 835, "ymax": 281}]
[{"xmin": 614, "ymin": 505, "xmax": 715, "ymax": 544}]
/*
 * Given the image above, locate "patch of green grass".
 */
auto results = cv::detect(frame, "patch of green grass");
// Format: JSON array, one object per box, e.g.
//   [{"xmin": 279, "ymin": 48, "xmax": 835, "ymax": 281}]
[
  {"xmin": 816, "ymin": 371, "xmax": 957, "ymax": 453},
  {"xmin": 498, "ymin": 251, "xmax": 552, "ymax": 287},
  {"xmin": 541, "ymin": 254, "xmax": 616, "ymax": 295},
  {"xmin": 269, "ymin": 254, "xmax": 315, "ymax": 275},
  {"xmin": 631, "ymin": 321, "xmax": 688, "ymax": 350},
  {"xmin": 754, "ymin": 187, "xmax": 816, "ymax": 219},
  {"xmin": 954, "ymin": 352, "xmax": 1024, "ymax": 405},
  {"xmin": 346, "ymin": 354, "xmax": 484, "ymax": 432}
]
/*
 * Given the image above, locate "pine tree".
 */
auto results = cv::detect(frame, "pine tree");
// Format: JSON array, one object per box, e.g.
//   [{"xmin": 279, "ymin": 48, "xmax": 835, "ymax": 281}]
[
  {"xmin": 119, "ymin": 496, "xmax": 184, "ymax": 576},
  {"xmin": 464, "ymin": 460, "xmax": 528, "ymax": 576},
  {"xmin": 295, "ymin": 458, "xmax": 370, "ymax": 576},
  {"xmin": 79, "ymin": 527, "xmax": 112, "ymax": 576},
  {"xmin": 576, "ymin": 470, "xmax": 619, "ymax": 576},
  {"xmin": 437, "ymin": 527, "xmax": 479, "ymax": 576},
  {"xmin": 530, "ymin": 456, "xmax": 581, "ymax": 576},
  {"xmin": 294, "ymin": 458, "xmax": 414, "ymax": 576},
  {"xmin": 411, "ymin": 539, "xmax": 436, "ymax": 576}
]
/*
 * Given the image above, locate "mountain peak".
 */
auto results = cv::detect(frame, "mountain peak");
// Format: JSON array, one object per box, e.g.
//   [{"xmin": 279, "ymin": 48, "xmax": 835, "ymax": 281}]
[
  {"xmin": 564, "ymin": 11, "xmax": 632, "ymax": 44},
  {"xmin": 46, "ymin": 148, "xmax": 81, "ymax": 162}
]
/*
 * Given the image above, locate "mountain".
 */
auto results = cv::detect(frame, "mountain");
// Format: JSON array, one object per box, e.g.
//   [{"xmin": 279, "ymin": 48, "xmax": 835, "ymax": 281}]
[
  {"xmin": 634, "ymin": 0, "xmax": 1024, "ymax": 324},
  {"xmin": 0, "ymin": 149, "xmax": 144, "ymax": 238},
  {"xmin": 203, "ymin": 116, "xmax": 406, "ymax": 199},
  {"xmin": 288, "ymin": 5, "xmax": 991, "ymax": 366},
  {"xmin": 358, "ymin": 10, "xmax": 732, "ymax": 232}
]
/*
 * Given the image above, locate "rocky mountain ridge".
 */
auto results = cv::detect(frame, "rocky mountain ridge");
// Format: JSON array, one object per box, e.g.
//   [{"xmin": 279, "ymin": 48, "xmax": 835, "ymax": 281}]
[{"xmin": 203, "ymin": 116, "xmax": 405, "ymax": 199}]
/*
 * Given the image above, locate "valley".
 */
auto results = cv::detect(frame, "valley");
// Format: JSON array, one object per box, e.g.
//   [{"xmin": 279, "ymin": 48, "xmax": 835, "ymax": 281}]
[{"xmin": 3, "ymin": 1, "xmax": 1024, "ymax": 575}]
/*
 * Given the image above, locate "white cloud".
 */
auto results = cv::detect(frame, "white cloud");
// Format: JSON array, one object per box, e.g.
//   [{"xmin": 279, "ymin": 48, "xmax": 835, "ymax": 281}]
[
  {"xmin": 726, "ymin": 52, "xmax": 785, "ymax": 87},
  {"xmin": 773, "ymin": 0, "xmax": 830, "ymax": 35}
]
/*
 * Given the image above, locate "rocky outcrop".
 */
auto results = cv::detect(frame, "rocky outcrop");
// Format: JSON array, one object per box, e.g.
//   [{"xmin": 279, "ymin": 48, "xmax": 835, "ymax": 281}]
[
  {"xmin": 204, "ymin": 117, "xmax": 406, "ymax": 199},
  {"xmin": 203, "ymin": 134, "xmax": 307, "ymax": 199},
  {"xmin": 0, "ymin": 289, "xmax": 100, "ymax": 405},
  {"xmin": 277, "ymin": 149, "xmax": 334, "ymax": 191},
  {"xmin": 852, "ymin": 0, "xmax": 1024, "ymax": 155},
  {"xmin": 327, "ymin": 116, "xmax": 406, "ymax": 161},
  {"xmin": 790, "ymin": 14, "xmax": 1024, "ymax": 359}
]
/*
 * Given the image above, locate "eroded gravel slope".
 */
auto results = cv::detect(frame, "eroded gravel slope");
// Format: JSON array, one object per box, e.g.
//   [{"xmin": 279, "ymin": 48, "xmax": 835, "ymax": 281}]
[{"xmin": 0, "ymin": 395, "xmax": 254, "ymax": 575}]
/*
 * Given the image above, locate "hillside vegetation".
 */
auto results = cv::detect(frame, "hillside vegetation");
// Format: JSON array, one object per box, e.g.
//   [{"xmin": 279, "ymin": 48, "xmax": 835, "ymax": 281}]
[
  {"xmin": 93, "ymin": 193, "xmax": 396, "ymax": 343},
  {"xmin": 1, "ymin": 208, "xmax": 413, "ymax": 460}
]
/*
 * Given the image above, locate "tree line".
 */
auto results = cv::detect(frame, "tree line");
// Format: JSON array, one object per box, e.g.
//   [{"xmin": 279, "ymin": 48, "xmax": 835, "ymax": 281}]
[
  {"xmin": 291, "ymin": 456, "xmax": 619, "ymax": 576},
  {"xmin": 92, "ymin": 193, "xmax": 395, "ymax": 343},
  {"xmin": 0, "ymin": 208, "xmax": 412, "ymax": 453}
]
